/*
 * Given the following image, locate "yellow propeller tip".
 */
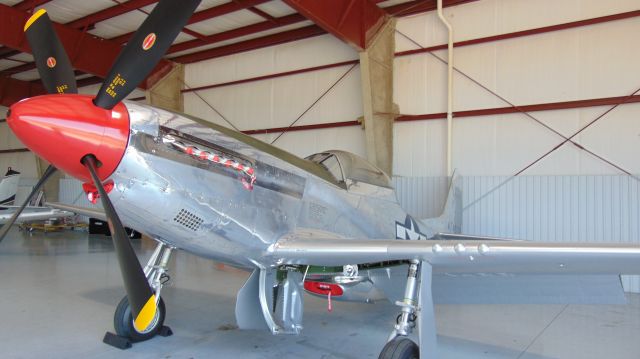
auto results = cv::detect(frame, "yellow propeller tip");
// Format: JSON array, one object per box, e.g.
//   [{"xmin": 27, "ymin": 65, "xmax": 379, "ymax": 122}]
[
  {"xmin": 133, "ymin": 295, "xmax": 158, "ymax": 333},
  {"xmin": 24, "ymin": 8, "xmax": 47, "ymax": 32}
]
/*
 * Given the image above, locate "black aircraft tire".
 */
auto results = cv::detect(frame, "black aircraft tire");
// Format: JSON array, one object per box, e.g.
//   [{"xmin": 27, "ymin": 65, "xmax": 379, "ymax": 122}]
[
  {"xmin": 378, "ymin": 337, "xmax": 419, "ymax": 359},
  {"xmin": 114, "ymin": 296, "xmax": 166, "ymax": 342}
]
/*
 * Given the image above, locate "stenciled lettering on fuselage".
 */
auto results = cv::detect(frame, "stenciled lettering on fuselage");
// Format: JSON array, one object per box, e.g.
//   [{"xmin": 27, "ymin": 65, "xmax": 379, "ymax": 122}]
[{"xmin": 395, "ymin": 215, "xmax": 427, "ymax": 240}]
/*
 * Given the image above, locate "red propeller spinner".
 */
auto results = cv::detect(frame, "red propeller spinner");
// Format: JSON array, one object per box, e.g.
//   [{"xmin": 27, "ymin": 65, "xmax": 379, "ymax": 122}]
[{"xmin": 7, "ymin": 94, "xmax": 130, "ymax": 182}]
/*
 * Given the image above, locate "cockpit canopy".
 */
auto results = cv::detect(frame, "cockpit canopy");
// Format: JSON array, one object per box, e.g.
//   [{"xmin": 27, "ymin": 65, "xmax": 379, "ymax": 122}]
[{"xmin": 305, "ymin": 150, "xmax": 393, "ymax": 189}]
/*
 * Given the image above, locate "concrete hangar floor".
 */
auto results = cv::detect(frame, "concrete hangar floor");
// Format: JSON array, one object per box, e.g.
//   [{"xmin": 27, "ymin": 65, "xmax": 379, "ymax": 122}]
[{"xmin": 0, "ymin": 227, "xmax": 639, "ymax": 359}]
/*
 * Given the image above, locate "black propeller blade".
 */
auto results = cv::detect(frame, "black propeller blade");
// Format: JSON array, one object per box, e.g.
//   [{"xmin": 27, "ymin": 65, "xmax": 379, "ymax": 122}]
[
  {"xmin": 82, "ymin": 155, "xmax": 158, "ymax": 333},
  {"xmin": 5, "ymin": 10, "xmax": 75, "ymax": 244},
  {"xmin": 93, "ymin": 0, "xmax": 201, "ymax": 109},
  {"xmin": 13, "ymin": 0, "xmax": 202, "ymax": 333},
  {"xmin": 0, "ymin": 165, "xmax": 57, "ymax": 242},
  {"xmin": 24, "ymin": 9, "xmax": 77, "ymax": 95}
]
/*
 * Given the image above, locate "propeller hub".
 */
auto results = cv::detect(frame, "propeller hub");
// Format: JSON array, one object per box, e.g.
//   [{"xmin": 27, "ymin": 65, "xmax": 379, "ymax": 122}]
[{"xmin": 7, "ymin": 94, "xmax": 130, "ymax": 182}]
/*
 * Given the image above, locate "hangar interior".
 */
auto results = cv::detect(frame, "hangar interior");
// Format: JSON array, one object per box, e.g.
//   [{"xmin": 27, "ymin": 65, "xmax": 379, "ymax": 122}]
[{"xmin": 0, "ymin": 0, "xmax": 639, "ymax": 358}]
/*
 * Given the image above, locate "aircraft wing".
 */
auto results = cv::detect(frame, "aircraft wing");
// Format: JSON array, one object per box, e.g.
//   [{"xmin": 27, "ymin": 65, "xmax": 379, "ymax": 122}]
[
  {"xmin": 269, "ymin": 232, "xmax": 640, "ymax": 274},
  {"xmin": 45, "ymin": 202, "xmax": 107, "ymax": 221},
  {"xmin": 0, "ymin": 207, "xmax": 74, "ymax": 224}
]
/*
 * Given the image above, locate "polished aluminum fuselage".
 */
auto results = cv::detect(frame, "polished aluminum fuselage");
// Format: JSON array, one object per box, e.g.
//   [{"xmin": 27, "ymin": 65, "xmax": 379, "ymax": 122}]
[{"xmin": 109, "ymin": 102, "xmax": 409, "ymax": 269}]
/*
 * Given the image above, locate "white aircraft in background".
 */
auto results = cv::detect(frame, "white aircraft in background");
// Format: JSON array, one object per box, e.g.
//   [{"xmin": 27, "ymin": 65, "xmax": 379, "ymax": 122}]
[
  {"xmin": 0, "ymin": 167, "xmax": 73, "ymax": 224},
  {"xmin": 0, "ymin": 167, "xmax": 20, "ymax": 205}
]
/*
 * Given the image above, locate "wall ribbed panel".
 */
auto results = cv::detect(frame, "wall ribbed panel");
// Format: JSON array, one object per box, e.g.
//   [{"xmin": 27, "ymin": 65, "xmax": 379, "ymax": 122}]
[{"xmin": 393, "ymin": 175, "xmax": 640, "ymax": 293}]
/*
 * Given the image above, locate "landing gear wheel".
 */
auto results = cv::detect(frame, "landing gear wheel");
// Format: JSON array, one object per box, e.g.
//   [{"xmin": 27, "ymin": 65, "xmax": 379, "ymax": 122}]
[
  {"xmin": 378, "ymin": 337, "xmax": 419, "ymax": 359},
  {"xmin": 113, "ymin": 296, "xmax": 166, "ymax": 342}
]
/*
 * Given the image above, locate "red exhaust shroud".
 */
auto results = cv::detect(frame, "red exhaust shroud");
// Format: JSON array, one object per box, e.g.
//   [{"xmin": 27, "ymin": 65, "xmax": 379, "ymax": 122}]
[{"xmin": 7, "ymin": 94, "xmax": 130, "ymax": 182}]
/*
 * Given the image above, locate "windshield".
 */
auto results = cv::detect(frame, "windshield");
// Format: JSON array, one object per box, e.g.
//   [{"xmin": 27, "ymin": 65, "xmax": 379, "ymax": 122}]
[{"xmin": 306, "ymin": 150, "xmax": 392, "ymax": 188}]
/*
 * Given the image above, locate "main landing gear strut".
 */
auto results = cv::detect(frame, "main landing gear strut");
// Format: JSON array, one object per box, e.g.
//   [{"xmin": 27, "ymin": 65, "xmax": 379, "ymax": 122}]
[
  {"xmin": 103, "ymin": 242, "xmax": 175, "ymax": 349},
  {"xmin": 378, "ymin": 260, "xmax": 437, "ymax": 359}
]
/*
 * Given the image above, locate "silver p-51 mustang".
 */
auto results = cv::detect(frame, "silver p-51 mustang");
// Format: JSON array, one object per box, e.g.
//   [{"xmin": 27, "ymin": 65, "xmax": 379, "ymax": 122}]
[{"xmin": 2, "ymin": 2, "xmax": 640, "ymax": 358}]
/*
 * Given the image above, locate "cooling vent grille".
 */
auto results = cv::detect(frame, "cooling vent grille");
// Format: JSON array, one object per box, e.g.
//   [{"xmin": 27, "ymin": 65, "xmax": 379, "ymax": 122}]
[{"xmin": 173, "ymin": 209, "xmax": 203, "ymax": 231}]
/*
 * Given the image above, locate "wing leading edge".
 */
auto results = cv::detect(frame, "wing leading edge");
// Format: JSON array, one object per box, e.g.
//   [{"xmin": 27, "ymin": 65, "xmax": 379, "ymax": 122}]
[
  {"xmin": 0, "ymin": 207, "xmax": 74, "ymax": 224},
  {"xmin": 268, "ymin": 233, "xmax": 640, "ymax": 274},
  {"xmin": 45, "ymin": 202, "xmax": 106, "ymax": 221}
]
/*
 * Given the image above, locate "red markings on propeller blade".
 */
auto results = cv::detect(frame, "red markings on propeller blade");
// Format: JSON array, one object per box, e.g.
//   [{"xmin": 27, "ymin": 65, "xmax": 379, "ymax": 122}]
[
  {"xmin": 142, "ymin": 33, "xmax": 156, "ymax": 51},
  {"xmin": 46, "ymin": 57, "xmax": 56, "ymax": 68}
]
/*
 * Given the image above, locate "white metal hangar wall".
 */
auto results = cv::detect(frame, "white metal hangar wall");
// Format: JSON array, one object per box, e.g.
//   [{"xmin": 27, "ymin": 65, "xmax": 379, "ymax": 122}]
[
  {"xmin": 0, "ymin": 105, "xmax": 39, "ymax": 178},
  {"xmin": 182, "ymin": 0, "xmax": 640, "ymax": 290}
]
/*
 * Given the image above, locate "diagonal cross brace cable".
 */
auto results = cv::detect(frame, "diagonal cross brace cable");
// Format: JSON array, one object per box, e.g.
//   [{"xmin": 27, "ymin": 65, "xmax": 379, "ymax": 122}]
[
  {"xmin": 394, "ymin": 30, "xmax": 640, "ymax": 211},
  {"xmin": 463, "ymin": 85, "xmax": 640, "ymax": 211},
  {"xmin": 395, "ymin": 30, "xmax": 635, "ymax": 178},
  {"xmin": 270, "ymin": 63, "xmax": 358, "ymax": 145}
]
